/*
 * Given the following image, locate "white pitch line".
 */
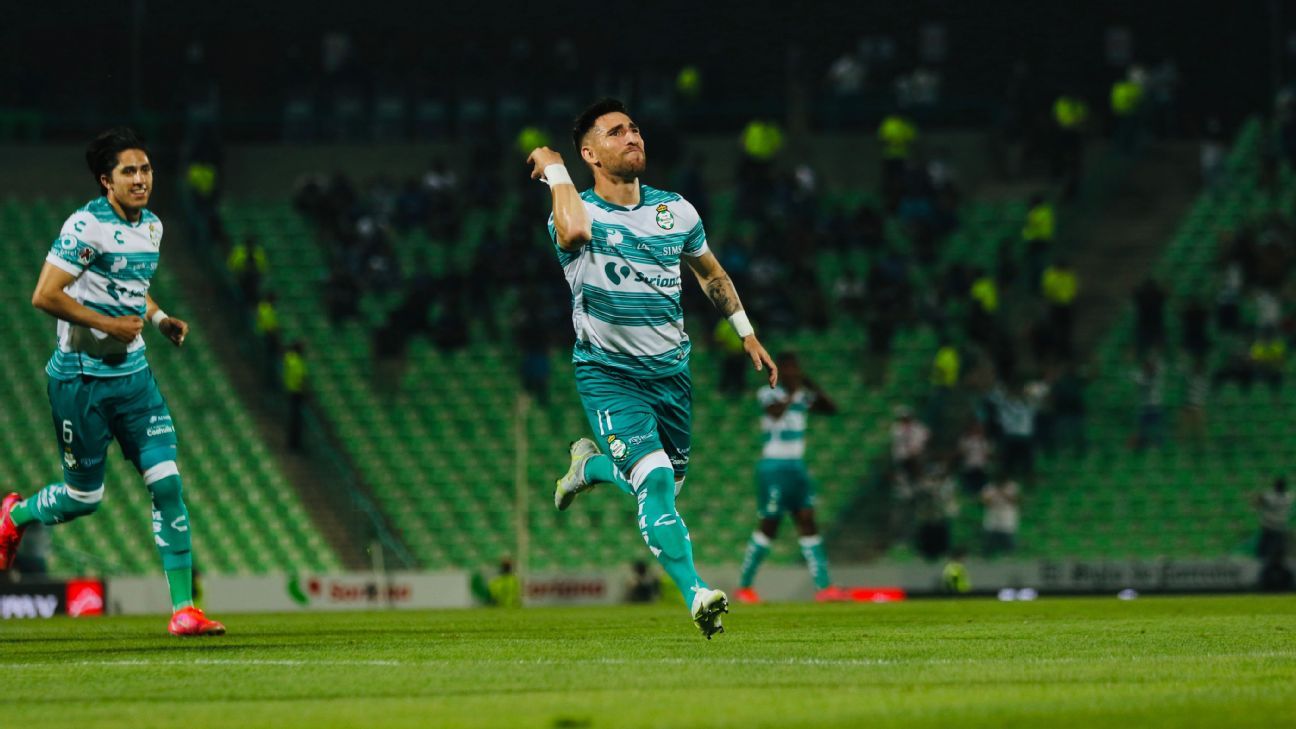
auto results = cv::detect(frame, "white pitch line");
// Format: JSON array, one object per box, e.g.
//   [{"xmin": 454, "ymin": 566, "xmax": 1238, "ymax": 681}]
[{"xmin": 1, "ymin": 651, "xmax": 1291, "ymax": 671}]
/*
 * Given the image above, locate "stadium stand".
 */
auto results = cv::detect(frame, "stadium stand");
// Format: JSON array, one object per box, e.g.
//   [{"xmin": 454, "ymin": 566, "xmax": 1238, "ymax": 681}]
[
  {"xmin": 934, "ymin": 119, "xmax": 1274, "ymax": 561},
  {"xmin": 0, "ymin": 196, "xmax": 342, "ymax": 575},
  {"xmin": 220, "ymin": 187, "xmax": 1026, "ymax": 570}
]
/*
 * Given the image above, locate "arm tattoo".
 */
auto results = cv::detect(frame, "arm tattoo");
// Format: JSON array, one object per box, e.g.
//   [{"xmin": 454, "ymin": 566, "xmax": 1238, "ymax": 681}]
[{"xmin": 705, "ymin": 275, "xmax": 741, "ymax": 317}]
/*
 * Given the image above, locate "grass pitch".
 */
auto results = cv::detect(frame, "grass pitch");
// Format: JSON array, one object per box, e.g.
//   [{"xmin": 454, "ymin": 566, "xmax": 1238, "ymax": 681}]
[{"xmin": 2, "ymin": 595, "xmax": 1293, "ymax": 728}]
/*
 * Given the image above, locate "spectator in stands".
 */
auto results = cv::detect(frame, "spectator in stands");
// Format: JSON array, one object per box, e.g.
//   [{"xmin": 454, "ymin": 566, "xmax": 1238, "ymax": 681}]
[
  {"xmin": 878, "ymin": 111, "xmax": 918, "ymax": 211},
  {"xmin": 282, "ymin": 341, "xmax": 308, "ymax": 452},
  {"xmin": 1022, "ymin": 195, "xmax": 1055, "ymax": 290},
  {"xmin": 1132, "ymin": 356, "xmax": 1165, "ymax": 450},
  {"xmin": 980, "ymin": 473, "xmax": 1020, "ymax": 557},
  {"xmin": 255, "ymin": 291, "xmax": 282, "ymax": 379},
  {"xmin": 1051, "ymin": 92, "xmax": 1088, "ymax": 199},
  {"xmin": 891, "ymin": 405, "xmax": 930, "ymax": 476},
  {"xmin": 1249, "ymin": 327, "xmax": 1286, "ymax": 394},
  {"xmin": 1252, "ymin": 476, "xmax": 1294, "ymax": 591},
  {"xmin": 624, "ymin": 560, "xmax": 661, "ymax": 604},
  {"xmin": 967, "ymin": 268, "xmax": 1000, "ymax": 350},
  {"xmin": 1132, "ymin": 277, "xmax": 1167, "ymax": 356},
  {"xmin": 913, "ymin": 464, "xmax": 957, "ymax": 561},
  {"xmin": 1041, "ymin": 258, "xmax": 1079, "ymax": 359},
  {"xmin": 227, "ymin": 236, "xmax": 268, "ymax": 304},
  {"xmin": 957, "ymin": 420, "xmax": 993, "ymax": 495},
  {"xmin": 988, "ymin": 380, "xmax": 1046, "ymax": 481}
]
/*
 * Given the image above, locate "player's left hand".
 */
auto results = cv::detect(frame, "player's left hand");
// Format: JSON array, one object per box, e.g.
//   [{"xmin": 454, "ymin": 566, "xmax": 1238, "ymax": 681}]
[
  {"xmin": 744, "ymin": 335, "xmax": 778, "ymax": 388},
  {"xmin": 160, "ymin": 317, "xmax": 188, "ymax": 347}
]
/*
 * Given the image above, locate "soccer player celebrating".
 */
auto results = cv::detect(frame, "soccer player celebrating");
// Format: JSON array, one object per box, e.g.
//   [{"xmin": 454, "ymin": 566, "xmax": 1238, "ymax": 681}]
[
  {"xmin": 735, "ymin": 352, "xmax": 847, "ymax": 604},
  {"xmin": 528, "ymin": 99, "xmax": 777, "ymax": 638},
  {"xmin": 0, "ymin": 128, "xmax": 225, "ymax": 636}
]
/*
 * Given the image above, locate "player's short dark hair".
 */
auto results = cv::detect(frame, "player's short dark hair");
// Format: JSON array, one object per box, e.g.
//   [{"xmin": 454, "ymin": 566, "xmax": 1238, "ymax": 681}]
[
  {"xmin": 776, "ymin": 351, "xmax": 800, "ymax": 366},
  {"xmin": 86, "ymin": 127, "xmax": 149, "ymax": 194},
  {"xmin": 572, "ymin": 98, "xmax": 628, "ymax": 150}
]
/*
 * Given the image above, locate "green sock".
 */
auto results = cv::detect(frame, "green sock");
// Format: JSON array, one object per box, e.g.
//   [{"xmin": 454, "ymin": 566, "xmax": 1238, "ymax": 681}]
[
  {"xmin": 799, "ymin": 535, "xmax": 833, "ymax": 590},
  {"xmin": 637, "ymin": 467, "xmax": 706, "ymax": 604},
  {"xmin": 145, "ymin": 470, "xmax": 194, "ymax": 611},
  {"xmin": 583, "ymin": 454, "xmax": 634, "ymax": 495},
  {"xmin": 13, "ymin": 482, "xmax": 101, "ymax": 526},
  {"xmin": 739, "ymin": 532, "xmax": 772, "ymax": 588},
  {"xmin": 8, "ymin": 500, "xmax": 34, "ymax": 526},
  {"xmin": 166, "ymin": 568, "xmax": 194, "ymax": 611}
]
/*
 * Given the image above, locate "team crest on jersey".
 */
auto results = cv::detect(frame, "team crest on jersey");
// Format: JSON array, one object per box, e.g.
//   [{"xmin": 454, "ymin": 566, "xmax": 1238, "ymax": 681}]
[
  {"xmin": 149, "ymin": 223, "xmax": 160, "ymax": 248},
  {"xmin": 655, "ymin": 204, "xmax": 674, "ymax": 230},
  {"xmin": 607, "ymin": 434, "xmax": 628, "ymax": 462}
]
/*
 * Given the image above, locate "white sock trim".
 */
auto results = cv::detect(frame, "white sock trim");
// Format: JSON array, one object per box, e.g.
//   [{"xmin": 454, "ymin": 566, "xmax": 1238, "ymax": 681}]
[
  {"xmin": 798, "ymin": 535, "xmax": 823, "ymax": 548},
  {"xmin": 674, "ymin": 477, "xmax": 685, "ymax": 497},
  {"xmin": 142, "ymin": 461, "xmax": 180, "ymax": 486},
  {"xmin": 65, "ymin": 484, "xmax": 104, "ymax": 504},
  {"xmin": 751, "ymin": 531, "xmax": 772, "ymax": 548},
  {"xmin": 628, "ymin": 451, "xmax": 673, "ymax": 490}
]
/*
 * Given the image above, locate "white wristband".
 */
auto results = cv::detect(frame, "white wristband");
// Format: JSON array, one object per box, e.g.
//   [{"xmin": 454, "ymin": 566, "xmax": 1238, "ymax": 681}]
[
  {"xmin": 728, "ymin": 311, "xmax": 754, "ymax": 338},
  {"xmin": 150, "ymin": 309, "xmax": 169, "ymax": 328},
  {"xmin": 542, "ymin": 164, "xmax": 573, "ymax": 187}
]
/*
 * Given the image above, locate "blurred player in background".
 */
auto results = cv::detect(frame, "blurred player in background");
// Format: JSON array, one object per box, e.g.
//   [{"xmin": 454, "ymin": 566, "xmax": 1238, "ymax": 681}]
[
  {"xmin": 735, "ymin": 352, "xmax": 848, "ymax": 604},
  {"xmin": 528, "ymin": 98, "xmax": 777, "ymax": 638},
  {"xmin": 0, "ymin": 128, "xmax": 225, "ymax": 636}
]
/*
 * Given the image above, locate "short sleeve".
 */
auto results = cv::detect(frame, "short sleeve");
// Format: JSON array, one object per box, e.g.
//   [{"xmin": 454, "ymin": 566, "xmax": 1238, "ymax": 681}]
[
  {"xmin": 46, "ymin": 211, "xmax": 102, "ymax": 276},
  {"xmin": 679, "ymin": 199, "xmax": 709, "ymax": 258},
  {"xmin": 757, "ymin": 386, "xmax": 787, "ymax": 408},
  {"xmin": 549, "ymin": 212, "xmax": 581, "ymax": 268}
]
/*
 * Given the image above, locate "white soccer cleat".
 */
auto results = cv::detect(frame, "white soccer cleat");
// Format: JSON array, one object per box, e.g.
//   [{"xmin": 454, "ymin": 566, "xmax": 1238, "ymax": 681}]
[
  {"xmin": 555, "ymin": 438, "xmax": 600, "ymax": 511},
  {"xmin": 691, "ymin": 588, "xmax": 729, "ymax": 640}
]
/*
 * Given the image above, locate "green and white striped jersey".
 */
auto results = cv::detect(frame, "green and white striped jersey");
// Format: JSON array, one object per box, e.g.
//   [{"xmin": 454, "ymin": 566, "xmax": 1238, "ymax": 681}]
[
  {"xmin": 549, "ymin": 184, "xmax": 708, "ymax": 379},
  {"xmin": 43, "ymin": 197, "xmax": 163, "ymax": 380},
  {"xmin": 758, "ymin": 386, "xmax": 815, "ymax": 461}
]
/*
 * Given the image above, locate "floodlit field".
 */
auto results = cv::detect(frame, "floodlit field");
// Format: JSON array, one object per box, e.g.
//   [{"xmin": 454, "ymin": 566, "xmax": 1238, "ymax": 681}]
[{"xmin": 3, "ymin": 596, "xmax": 1293, "ymax": 728}]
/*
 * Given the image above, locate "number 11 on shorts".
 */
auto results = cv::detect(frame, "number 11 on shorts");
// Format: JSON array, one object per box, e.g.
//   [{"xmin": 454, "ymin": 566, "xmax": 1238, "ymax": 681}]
[{"xmin": 596, "ymin": 410, "xmax": 614, "ymax": 435}]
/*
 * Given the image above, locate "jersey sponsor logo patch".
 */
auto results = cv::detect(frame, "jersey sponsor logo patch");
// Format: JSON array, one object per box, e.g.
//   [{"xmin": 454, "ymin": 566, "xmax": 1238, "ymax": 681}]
[
  {"xmin": 78, "ymin": 247, "xmax": 94, "ymax": 265},
  {"xmin": 604, "ymin": 262, "xmax": 632, "ymax": 285},
  {"xmin": 655, "ymin": 204, "xmax": 674, "ymax": 230}
]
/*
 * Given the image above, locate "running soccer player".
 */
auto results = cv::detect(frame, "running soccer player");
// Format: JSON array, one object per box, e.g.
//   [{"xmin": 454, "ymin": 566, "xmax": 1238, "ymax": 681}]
[
  {"xmin": 735, "ymin": 352, "xmax": 848, "ymax": 604},
  {"xmin": 528, "ymin": 98, "xmax": 777, "ymax": 638},
  {"xmin": 0, "ymin": 128, "xmax": 225, "ymax": 636}
]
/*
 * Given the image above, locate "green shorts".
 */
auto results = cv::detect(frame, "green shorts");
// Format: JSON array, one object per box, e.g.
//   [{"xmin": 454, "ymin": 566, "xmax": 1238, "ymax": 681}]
[
  {"xmin": 47, "ymin": 368, "xmax": 178, "ymax": 489},
  {"xmin": 574, "ymin": 364, "xmax": 691, "ymax": 480},
  {"xmin": 756, "ymin": 459, "xmax": 815, "ymax": 519}
]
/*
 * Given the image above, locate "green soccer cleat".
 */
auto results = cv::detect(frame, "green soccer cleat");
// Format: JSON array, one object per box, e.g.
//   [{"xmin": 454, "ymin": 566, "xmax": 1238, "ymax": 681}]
[
  {"xmin": 554, "ymin": 438, "xmax": 600, "ymax": 511},
  {"xmin": 691, "ymin": 588, "xmax": 729, "ymax": 640}
]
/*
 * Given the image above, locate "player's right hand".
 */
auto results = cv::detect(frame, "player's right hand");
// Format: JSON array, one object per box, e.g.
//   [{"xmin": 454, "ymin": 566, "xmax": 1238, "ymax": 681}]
[
  {"xmin": 106, "ymin": 315, "xmax": 144, "ymax": 343},
  {"xmin": 527, "ymin": 147, "xmax": 565, "ymax": 181}
]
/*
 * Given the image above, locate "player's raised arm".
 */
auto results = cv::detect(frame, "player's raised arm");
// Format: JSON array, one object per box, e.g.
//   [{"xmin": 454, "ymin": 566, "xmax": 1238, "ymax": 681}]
[
  {"xmin": 145, "ymin": 292, "xmax": 188, "ymax": 347},
  {"xmin": 31, "ymin": 261, "xmax": 141, "ymax": 343},
  {"xmin": 527, "ymin": 146, "xmax": 591, "ymax": 251},
  {"xmin": 685, "ymin": 250, "xmax": 778, "ymax": 388}
]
